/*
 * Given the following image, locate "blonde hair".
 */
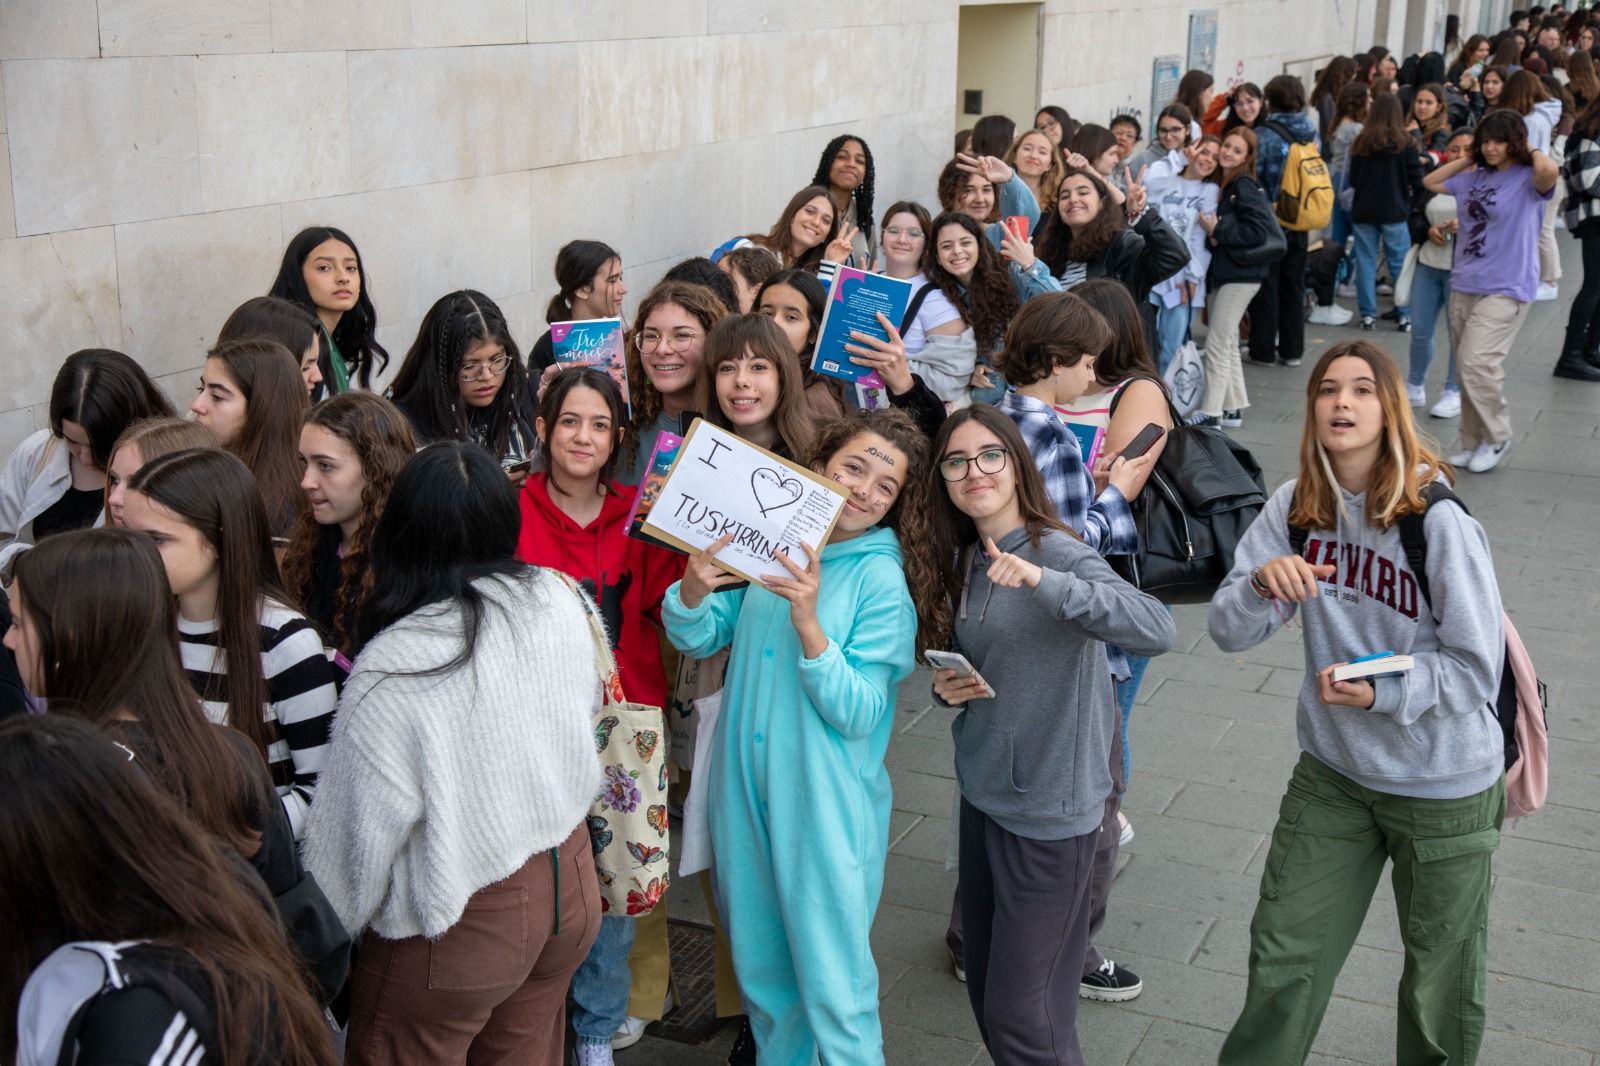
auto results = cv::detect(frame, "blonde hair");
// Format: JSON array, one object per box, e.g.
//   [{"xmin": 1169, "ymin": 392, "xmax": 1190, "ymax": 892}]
[
  {"xmin": 1004, "ymin": 129, "xmax": 1068, "ymax": 207},
  {"xmin": 1289, "ymin": 341, "xmax": 1452, "ymax": 532},
  {"xmin": 104, "ymin": 417, "xmax": 218, "ymax": 523}
]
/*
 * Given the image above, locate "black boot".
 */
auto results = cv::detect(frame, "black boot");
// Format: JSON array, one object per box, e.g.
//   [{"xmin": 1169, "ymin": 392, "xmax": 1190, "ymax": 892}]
[
  {"xmin": 1584, "ymin": 346, "xmax": 1600, "ymax": 369},
  {"xmin": 727, "ymin": 1016, "xmax": 757, "ymax": 1065},
  {"xmin": 1553, "ymin": 353, "xmax": 1600, "ymax": 380}
]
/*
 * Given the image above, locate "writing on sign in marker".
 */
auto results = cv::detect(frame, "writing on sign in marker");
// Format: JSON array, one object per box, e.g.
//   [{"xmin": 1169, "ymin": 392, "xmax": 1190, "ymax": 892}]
[{"xmin": 640, "ymin": 419, "xmax": 848, "ymax": 584}]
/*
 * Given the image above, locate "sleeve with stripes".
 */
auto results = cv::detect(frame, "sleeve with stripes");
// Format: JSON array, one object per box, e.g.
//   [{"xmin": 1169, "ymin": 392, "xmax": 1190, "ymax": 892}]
[{"xmin": 262, "ymin": 614, "xmax": 342, "ymax": 840}]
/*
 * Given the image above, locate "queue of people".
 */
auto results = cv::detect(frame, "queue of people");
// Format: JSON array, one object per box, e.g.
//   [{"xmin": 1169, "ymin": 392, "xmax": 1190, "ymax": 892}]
[{"xmin": 0, "ymin": 19, "xmax": 1572, "ymax": 1063}]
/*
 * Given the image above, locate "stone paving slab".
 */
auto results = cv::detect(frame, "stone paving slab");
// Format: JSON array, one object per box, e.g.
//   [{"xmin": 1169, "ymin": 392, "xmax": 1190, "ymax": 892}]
[{"xmin": 623, "ymin": 238, "xmax": 1600, "ymax": 1063}]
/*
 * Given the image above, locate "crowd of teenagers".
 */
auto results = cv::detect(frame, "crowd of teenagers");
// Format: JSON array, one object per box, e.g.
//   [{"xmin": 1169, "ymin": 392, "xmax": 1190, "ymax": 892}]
[{"xmin": 0, "ymin": 14, "xmax": 1563, "ymax": 1063}]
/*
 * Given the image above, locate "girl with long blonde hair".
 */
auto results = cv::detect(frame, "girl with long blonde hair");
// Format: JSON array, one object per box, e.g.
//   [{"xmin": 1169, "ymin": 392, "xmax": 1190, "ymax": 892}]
[{"xmin": 1210, "ymin": 340, "xmax": 1507, "ymax": 1065}]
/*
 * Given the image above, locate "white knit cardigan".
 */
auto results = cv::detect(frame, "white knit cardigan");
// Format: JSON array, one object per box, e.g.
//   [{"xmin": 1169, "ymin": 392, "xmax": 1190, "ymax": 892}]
[{"xmin": 302, "ymin": 569, "xmax": 602, "ymax": 939}]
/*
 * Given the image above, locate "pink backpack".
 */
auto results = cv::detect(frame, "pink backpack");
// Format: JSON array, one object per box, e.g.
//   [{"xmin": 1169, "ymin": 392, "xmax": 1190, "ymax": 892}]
[{"xmin": 1501, "ymin": 614, "xmax": 1548, "ymax": 818}]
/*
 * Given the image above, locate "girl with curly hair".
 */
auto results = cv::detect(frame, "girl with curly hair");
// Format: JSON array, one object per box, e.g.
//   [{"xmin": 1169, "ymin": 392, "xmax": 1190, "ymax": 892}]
[
  {"xmin": 811, "ymin": 134, "xmax": 877, "ymax": 266},
  {"xmin": 664, "ymin": 407, "xmax": 944, "ymax": 1066},
  {"xmin": 282, "ymin": 393, "xmax": 417, "ymax": 661},
  {"xmin": 923, "ymin": 212, "xmax": 1024, "ymax": 405}
]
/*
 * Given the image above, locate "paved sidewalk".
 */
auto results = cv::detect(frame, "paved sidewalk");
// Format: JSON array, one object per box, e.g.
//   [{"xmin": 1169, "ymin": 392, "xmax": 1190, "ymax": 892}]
[{"xmin": 624, "ymin": 237, "xmax": 1600, "ymax": 1065}]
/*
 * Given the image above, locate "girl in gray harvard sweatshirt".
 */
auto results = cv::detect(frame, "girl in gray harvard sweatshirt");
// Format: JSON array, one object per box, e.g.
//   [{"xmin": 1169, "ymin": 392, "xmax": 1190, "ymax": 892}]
[
  {"xmin": 1210, "ymin": 340, "xmax": 1507, "ymax": 1066},
  {"xmin": 928, "ymin": 405, "xmax": 1175, "ymax": 1066}
]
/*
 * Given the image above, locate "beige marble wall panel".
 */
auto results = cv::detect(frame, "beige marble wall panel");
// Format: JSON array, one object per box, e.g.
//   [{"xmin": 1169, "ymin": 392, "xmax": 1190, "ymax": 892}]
[
  {"xmin": 268, "ymin": 0, "xmax": 412, "ymax": 52},
  {"xmin": 0, "ymin": 136, "xmax": 15, "ymax": 239},
  {"xmin": 528, "ymin": 0, "xmax": 622, "ymax": 43},
  {"xmin": 621, "ymin": 0, "xmax": 708, "ymax": 38},
  {"xmin": 0, "ymin": 406, "xmax": 47, "ymax": 471},
  {"xmin": 280, "ymin": 171, "xmax": 534, "ymax": 331},
  {"xmin": 114, "ymin": 204, "xmax": 284, "ymax": 377},
  {"xmin": 1, "ymin": 65, "xmax": 8, "ymax": 132},
  {"xmin": 0, "ymin": 0, "xmax": 99, "ymax": 59},
  {"xmin": 706, "ymin": 33, "xmax": 784, "ymax": 142},
  {"xmin": 622, "ymin": 139, "xmax": 759, "ymax": 266},
  {"xmin": 196, "ymin": 52, "xmax": 351, "ymax": 212},
  {"xmin": 148, "ymin": 369, "xmax": 200, "ymax": 420},
  {"xmin": 7, "ymin": 57, "xmax": 200, "ymax": 235},
  {"xmin": 99, "ymin": 0, "xmax": 273, "ymax": 56},
  {"xmin": 347, "ymin": 44, "xmax": 575, "ymax": 192},
  {"xmin": 411, "ymin": 0, "xmax": 527, "ymax": 47},
  {"xmin": 495, "ymin": 290, "xmax": 545, "ymax": 363},
  {"xmin": 576, "ymin": 37, "xmax": 715, "ymax": 162},
  {"xmin": 527, "ymin": 157, "xmax": 630, "ymax": 296},
  {"xmin": 0, "ymin": 228, "xmax": 122, "ymax": 407}
]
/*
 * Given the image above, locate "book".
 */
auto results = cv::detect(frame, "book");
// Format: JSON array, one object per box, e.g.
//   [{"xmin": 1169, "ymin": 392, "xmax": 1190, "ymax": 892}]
[
  {"xmin": 1332, "ymin": 653, "xmax": 1414, "ymax": 683},
  {"xmin": 550, "ymin": 318, "xmax": 631, "ymax": 414},
  {"xmin": 625, "ymin": 431, "xmax": 684, "ymax": 551},
  {"xmin": 810, "ymin": 267, "xmax": 914, "ymax": 388},
  {"xmin": 1052, "ymin": 409, "xmax": 1106, "ymax": 469}
]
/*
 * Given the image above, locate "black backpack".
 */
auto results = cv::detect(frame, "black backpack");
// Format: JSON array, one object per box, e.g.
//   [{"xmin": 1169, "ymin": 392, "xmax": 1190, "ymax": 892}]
[{"xmin": 1109, "ymin": 384, "xmax": 1268, "ymax": 603}]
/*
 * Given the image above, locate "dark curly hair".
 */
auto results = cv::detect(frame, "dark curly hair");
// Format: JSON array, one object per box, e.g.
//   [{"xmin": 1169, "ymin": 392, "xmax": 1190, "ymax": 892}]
[
  {"xmin": 936, "ymin": 158, "xmax": 1000, "ymax": 223},
  {"xmin": 811, "ymin": 134, "xmax": 876, "ymax": 247},
  {"xmin": 1472, "ymin": 108, "xmax": 1535, "ymax": 165},
  {"xmin": 1035, "ymin": 167, "xmax": 1127, "ymax": 271},
  {"xmin": 281, "ymin": 392, "xmax": 417, "ymax": 656},
  {"xmin": 923, "ymin": 212, "xmax": 1020, "ymax": 355}
]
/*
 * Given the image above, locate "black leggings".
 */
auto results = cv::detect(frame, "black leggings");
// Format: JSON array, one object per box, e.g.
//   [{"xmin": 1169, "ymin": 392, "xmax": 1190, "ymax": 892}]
[{"xmin": 1560, "ymin": 223, "xmax": 1600, "ymax": 359}]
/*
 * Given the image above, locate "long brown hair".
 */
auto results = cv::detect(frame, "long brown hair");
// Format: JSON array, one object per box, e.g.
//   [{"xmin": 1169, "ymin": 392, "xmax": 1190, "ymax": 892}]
[
  {"xmin": 625, "ymin": 281, "xmax": 731, "ymax": 439},
  {"xmin": 206, "ymin": 338, "xmax": 310, "ymax": 539},
  {"xmin": 105, "ymin": 417, "xmax": 218, "ymax": 524},
  {"xmin": 9, "ymin": 531, "xmax": 261, "ymax": 859},
  {"xmin": 1411, "ymin": 83, "xmax": 1452, "ymax": 143},
  {"xmin": 926, "ymin": 211, "xmax": 1023, "ymax": 353},
  {"xmin": 1035, "ymin": 167, "xmax": 1127, "ymax": 266},
  {"xmin": 1352, "ymin": 92, "xmax": 1411, "ymax": 155},
  {"xmin": 1004, "ymin": 128, "xmax": 1068, "ymax": 207},
  {"xmin": 281, "ymin": 393, "xmax": 416, "ymax": 655},
  {"xmin": 696, "ymin": 314, "xmax": 815, "ymax": 459},
  {"xmin": 128, "ymin": 448, "xmax": 288, "ymax": 761},
  {"xmin": 1289, "ymin": 340, "xmax": 1450, "ymax": 533},
  {"xmin": 0, "ymin": 715, "xmax": 335, "ymax": 1066},
  {"xmin": 1569, "ymin": 50, "xmax": 1600, "ymax": 111},
  {"xmin": 928, "ymin": 406, "xmax": 1076, "ymax": 606},
  {"xmin": 806, "ymin": 409, "xmax": 948, "ymax": 656},
  {"xmin": 749, "ymin": 185, "xmax": 839, "ymax": 270},
  {"xmin": 1334, "ymin": 81, "xmax": 1371, "ymax": 126},
  {"xmin": 1219, "ymin": 127, "xmax": 1260, "ymax": 190},
  {"xmin": 1501, "ymin": 67, "xmax": 1554, "ymax": 115},
  {"xmin": 1072, "ymin": 279, "xmax": 1165, "ymax": 389}
]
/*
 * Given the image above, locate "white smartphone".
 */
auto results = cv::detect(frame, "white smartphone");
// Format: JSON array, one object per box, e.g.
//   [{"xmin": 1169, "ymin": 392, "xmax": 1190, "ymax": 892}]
[{"xmin": 924, "ymin": 650, "xmax": 993, "ymax": 694}]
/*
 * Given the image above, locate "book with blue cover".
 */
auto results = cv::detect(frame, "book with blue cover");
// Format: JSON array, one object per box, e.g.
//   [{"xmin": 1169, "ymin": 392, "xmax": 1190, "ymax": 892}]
[
  {"xmin": 551, "ymin": 317, "xmax": 631, "ymax": 414},
  {"xmin": 810, "ymin": 267, "xmax": 913, "ymax": 389}
]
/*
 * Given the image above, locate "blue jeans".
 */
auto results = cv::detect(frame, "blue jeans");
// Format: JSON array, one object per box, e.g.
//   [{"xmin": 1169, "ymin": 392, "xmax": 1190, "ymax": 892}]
[
  {"xmin": 570, "ymin": 914, "xmax": 636, "ymax": 1043},
  {"xmin": 1352, "ymin": 221, "xmax": 1411, "ymax": 320},
  {"xmin": 1330, "ymin": 198, "xmax": 1353, "ymax": 247},
  {"xmin": 1151, "ymin": 297, "xmax": 1192, "ymax": 373},
  {"xmin": 1113, "ymin": 653, "xmax": 1153, "ymax": 784},
  {"xmin": 1407, "ymin": 262, "xmax": 1458, "ymax": 391},
  {"xmin": 970, "ymin": 360, "xmax": 1006, "ymax": 405}
]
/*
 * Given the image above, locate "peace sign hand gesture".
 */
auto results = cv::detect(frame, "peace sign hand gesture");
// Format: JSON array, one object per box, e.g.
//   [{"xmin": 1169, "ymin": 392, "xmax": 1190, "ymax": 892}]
[
  {"xmin": 956, "ymin": 151, "xmax": 1015, "ymax": 186},
  {"xmin": 1123, "ymin": 165, "xmax": 1149, "ymax": 217},
  {"xmin": 826, "ymin": 222, "xmax": 860, "ymax": 264}
]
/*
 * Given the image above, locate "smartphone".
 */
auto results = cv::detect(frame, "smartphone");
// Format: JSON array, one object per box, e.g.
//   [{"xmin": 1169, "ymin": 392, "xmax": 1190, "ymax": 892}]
[
  {"xmin": 1468, "ymin": 61, "xmax": 1485, "ymax": 78},
  {"xmin": 1121, "ymin": 423, "xmax": 1166, "ymax": 460},
  {"xmin": 924, "ymin": 650, "xmax": 993, "ymax": 694},
  {"xmin": 505, "ymin": 457, "xmax": 534, "ymax": 475},
  {"xmin": 1004, "ymin": 215, "xmax": 1030, "ymax": 241}
]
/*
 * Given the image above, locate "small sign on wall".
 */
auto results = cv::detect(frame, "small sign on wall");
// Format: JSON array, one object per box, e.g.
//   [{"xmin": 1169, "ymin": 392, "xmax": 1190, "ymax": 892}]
[
  {"xmin": 1152, "ymin": 54, "xmax": 1183, "ymax": 125},
  {"xmin": 1188, "ymin": 10, "xmax": 1219, "ymax": 75}
]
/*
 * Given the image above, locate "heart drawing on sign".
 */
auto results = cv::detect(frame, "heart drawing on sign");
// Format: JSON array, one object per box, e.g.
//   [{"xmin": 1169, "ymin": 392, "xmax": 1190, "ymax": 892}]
[
  {"xmin": 750, "ymin": 467, "xmax": 804, "ymax": 517},
  {"xmin": 1173, "ymin": 365, "xmax": 1202, "ymax": 407}
]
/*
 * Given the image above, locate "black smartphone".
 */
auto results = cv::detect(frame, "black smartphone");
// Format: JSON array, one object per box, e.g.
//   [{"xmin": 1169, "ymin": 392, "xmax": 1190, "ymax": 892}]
[{"xmin": 1121, "ymin": 423, "xmax": 1166, "ymax": 460}]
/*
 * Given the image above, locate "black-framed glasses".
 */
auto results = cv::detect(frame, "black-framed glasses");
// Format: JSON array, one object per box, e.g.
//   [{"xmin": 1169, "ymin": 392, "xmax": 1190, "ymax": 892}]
[
  {"xmin": 1158, "ymin": 125, "xmax": 1187, "ymax": 136},
  {"xmin": 938, "ymin": 448, "xmax": 1008, "ymax": 482},
  {"xmin": 459, "ymin": 354, "xmax": 512, "ymax": 380}
]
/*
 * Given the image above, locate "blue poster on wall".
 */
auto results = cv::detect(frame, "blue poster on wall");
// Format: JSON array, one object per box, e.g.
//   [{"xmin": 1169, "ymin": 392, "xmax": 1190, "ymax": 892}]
[
  {"xmin": 1152, "ymin": 55, "xmax": 1183, "ymax": 124},
  {"xmin": 1188, "ymin": 9, "xmax": 1218, "ymax": 75}
]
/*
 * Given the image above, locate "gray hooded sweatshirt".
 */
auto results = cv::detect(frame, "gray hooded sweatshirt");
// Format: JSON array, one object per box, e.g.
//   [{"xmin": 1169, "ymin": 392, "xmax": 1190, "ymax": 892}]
[
  {"xmin": 950, "ymin": 526, "xmax": 1177, "ymax": 840},
  {"xmin": 1209, "ymin": 480, "xmax": 1504, "ymax": 800}
]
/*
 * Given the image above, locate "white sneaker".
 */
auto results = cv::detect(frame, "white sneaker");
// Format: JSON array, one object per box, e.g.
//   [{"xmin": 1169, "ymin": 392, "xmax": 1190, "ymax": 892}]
[
  {"xmin": 1118, "ymin": 811, "xmax": 1134, "ymax": 846},
  {"xmin": 1467, "ymin": 439, "xmax": 1511, "ymax": 473},
  {"xmin": 612, "ymin": 1016, "xmax": 650, "ymax": 1050},
  {"xmin": 576, "ymin": 1041, "xmax": 616, "ymax": 1066},
  {"xmin": 1337, "ymin": 282, "xmax": 1356, "ymax": 299},
  {"xmin": 1308, "ymin": 303, "xmax": 1354, "ymax": 325},
  {"xmin": 1377, "ymin": 281, "xmax": 1394, "ymax": 296},
  {"xmin": 1448, "ymin": 446, "xmax": 1474, "ymax": 465},
  {"xmin": 1536, "ymin": 282, "xmax": 1560, "ymax": 302},
  {"xmin": 1429, "ymin": 388, "xmax": 1461, "ymax": 419},
  {"xmin": 1406, "ymin": 384, "xmax": 1426, "ymax": 407}
]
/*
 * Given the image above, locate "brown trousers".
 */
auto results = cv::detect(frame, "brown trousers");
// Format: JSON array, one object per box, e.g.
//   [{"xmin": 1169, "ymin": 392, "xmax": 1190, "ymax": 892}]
[{"xmin": 346, "ymin": 823, "xmax": 601, "ymax": 1066}]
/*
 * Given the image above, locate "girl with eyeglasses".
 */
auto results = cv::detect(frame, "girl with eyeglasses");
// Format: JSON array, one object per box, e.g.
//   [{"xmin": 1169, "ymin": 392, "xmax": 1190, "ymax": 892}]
[
  {"xmin": 664, "ymin": 408, "xmax": 944, "ymax": 1065},
  {"xmin": 926, "ymin": 405, "xmax": 1173, "ymax": 1065},
  {"xmin": 621, "ymin": 281, "xmax": 731, "ymax": 485},
  {"xmin": 388, "ymin": 290, "xmax": 535, "ymax": 484}
]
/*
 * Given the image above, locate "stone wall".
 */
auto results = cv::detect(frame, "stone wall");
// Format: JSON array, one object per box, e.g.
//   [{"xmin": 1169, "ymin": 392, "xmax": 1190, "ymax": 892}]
[{"xmin": 0, "ymin": 0, "xmax": 1473, "ymax": 458}]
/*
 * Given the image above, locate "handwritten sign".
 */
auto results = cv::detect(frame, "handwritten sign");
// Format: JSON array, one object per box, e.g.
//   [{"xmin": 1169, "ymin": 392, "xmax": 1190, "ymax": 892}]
[{"xmin": 640, "ymin": 419, "xmax": 848, "ymax": 584}]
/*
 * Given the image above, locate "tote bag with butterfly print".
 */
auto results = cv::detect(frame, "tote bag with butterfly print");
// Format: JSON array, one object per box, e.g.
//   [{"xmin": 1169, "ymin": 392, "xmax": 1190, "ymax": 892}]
[{"xmin": 558, "ymin": 574, "xmax": 672, "ymax": 918}]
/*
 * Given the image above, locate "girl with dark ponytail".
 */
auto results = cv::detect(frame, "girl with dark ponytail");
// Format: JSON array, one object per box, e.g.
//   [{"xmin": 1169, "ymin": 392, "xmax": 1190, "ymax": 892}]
[{"xmin": 528, "ymin": 240, "xmax": 628, "ymax": 375}]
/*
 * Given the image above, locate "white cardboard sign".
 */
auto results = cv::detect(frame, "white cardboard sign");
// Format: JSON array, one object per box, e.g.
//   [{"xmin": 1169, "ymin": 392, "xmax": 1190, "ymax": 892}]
[{"xmin": 640, "ymin": 419, "xmax": 848, "ymax": 584}]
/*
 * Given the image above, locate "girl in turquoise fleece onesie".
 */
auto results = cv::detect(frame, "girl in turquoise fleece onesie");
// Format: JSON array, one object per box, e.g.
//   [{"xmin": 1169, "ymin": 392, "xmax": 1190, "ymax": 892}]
[{"xmin": 663, "ymin": 409, "xmax": 946, "ymax": 1066}]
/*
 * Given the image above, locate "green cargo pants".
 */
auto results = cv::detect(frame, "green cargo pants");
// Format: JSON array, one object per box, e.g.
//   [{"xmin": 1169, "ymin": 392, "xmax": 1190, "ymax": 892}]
[{"xmin": 1219, "ymin": 753, "xmax": 1505, "ymax": 1066}]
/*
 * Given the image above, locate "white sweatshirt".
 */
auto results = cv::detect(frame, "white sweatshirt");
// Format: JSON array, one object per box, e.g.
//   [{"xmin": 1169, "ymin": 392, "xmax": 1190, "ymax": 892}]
[{"xmin": 302, "ymin": 568, "xmax": 603, "ymax": 939}]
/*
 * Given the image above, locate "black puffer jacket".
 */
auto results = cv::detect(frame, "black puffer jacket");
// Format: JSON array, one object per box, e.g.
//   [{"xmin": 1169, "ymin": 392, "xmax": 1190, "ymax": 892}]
[{"xmin": 1208, "ymin": 175, "xmax": 1281, "ymax": 287}]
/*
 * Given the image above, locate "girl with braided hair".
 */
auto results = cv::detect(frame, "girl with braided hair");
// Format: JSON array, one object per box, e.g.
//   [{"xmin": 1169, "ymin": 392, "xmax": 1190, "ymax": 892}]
[
  {"xmin": 811, "ymin": 134, "xmax": 877, "ymax": 266},
  {"xmin": 388, "ymin": 290, "xmax": 535, "ymax": 483},
  {"xmin": 282, "ymin": 393, "xmax": 416, "ymax": 661}
]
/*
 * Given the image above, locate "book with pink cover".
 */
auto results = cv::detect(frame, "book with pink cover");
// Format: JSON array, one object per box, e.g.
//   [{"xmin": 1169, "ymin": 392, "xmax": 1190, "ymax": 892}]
[{"xmin": 551, "ymin": 317, "xmax": 631, "ymax": 414}]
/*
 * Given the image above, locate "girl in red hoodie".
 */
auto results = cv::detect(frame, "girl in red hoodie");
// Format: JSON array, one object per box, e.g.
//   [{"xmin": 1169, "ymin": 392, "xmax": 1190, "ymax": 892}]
[{"xmin": 515, "ymin": 367, "xmax": 683, "ymax": 1066}]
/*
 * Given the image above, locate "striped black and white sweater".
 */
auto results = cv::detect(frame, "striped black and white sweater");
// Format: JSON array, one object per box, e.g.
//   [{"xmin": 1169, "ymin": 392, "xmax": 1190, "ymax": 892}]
[
  {"xmin": 1562, "ymin": 133, "xmax": 1600, "ymax": 232},
  {"xmin": 178, "ymin": 599, "xmax": 340, "ymax": 840}
]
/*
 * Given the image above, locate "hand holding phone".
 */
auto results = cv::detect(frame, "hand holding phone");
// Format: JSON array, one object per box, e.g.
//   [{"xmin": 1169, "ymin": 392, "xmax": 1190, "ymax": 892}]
[
  {"xmin": 1120, "ymin": 422, "xmax": 1165, "ymax": 460},
  {"xmin": 926, "ymin": 650, "xmax": 995, "ymax": 703}
]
